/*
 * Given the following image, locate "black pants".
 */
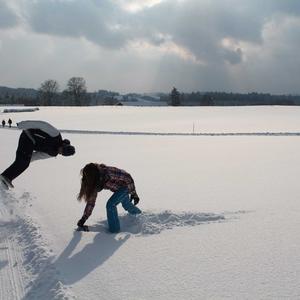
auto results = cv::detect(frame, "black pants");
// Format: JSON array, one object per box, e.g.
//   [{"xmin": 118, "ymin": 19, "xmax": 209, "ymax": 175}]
[{"xmin": 1, "ymin": 131, "xmax": 34, "ymax": 182}]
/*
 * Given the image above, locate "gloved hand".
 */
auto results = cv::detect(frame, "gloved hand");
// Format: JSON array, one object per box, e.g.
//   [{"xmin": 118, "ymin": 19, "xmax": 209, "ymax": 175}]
[
  {"xmin": 77, "ymin": 218, "xmax": 89, "ymax": 231},
  {"xmin": 130, "ymin": 193, "xmax": 140, "ymax": 206},
  {"xmin": 77, "ymin": 217, "xmax": 87, "ymax": 227},
  {"xmin": 76, "ymin": 225, "xmax": 89, "ymax": 232}
]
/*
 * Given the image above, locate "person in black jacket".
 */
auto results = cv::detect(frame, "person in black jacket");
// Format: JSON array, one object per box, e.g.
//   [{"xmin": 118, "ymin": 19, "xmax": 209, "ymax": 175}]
[{"xmin": 0, "ymin": 120, "xmax": 75, "ymax": 189}]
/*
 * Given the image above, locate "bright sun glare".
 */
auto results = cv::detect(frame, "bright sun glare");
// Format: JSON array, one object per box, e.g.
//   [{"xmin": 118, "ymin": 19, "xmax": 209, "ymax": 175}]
[{"xmin": 121, "ymin": 0, "xmax": 162, "ymax": 12}]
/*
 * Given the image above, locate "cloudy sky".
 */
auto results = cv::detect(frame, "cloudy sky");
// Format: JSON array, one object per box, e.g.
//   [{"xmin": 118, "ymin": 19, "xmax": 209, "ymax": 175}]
[{"xmin": 0, "ymin": 0, "xmax": 299, "ymax": 94}]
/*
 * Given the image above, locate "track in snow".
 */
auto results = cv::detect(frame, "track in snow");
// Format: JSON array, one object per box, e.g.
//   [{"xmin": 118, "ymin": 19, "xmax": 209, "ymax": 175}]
[
  {"xmin": 0, "ymin": 188, "xmax": 75, "ymax": 300},
  {"xmin": 2, "ymin": 127, "xmax": 300, "ymax": 137},
  {"xmin": 0, "ymin": 190, "xmax": 26, "ymax": 300},
  {"xmin": 61, "ymin": 129, "xmax": 300, "ymax": 137}
]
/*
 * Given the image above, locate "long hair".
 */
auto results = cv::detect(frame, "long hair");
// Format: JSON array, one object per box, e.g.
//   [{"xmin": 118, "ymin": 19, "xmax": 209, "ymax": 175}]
[{"xmin": 77, "ymin": 163, "xmax": 100, "ymax": 202}]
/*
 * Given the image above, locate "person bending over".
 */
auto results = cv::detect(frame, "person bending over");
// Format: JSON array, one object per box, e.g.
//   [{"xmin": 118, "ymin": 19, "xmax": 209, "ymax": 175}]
[
  {"xmin": 77, "ymin": 163, "xmax": 141, "ymax": 233},
  {"xmin": 0, "ymin": 120, "xmax": 75, "ymax": 189}
]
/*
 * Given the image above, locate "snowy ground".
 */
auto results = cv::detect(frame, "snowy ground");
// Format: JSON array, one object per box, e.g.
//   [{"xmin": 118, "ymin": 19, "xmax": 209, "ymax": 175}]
[{"xmin": 1, "ymin": 106, "xmax": 300, "ymax": 299}]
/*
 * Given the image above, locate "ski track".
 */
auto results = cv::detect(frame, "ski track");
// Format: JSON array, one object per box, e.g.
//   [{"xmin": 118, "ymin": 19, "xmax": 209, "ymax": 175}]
[
  {"xmin": 35, "ymin": 129, "xmax": 300, "ymax": 137},
  {"xmin": 0, "ymin": 188, "xmax": 75, "ymax": 300},
  {"xmin": 2, "ymin": 126, "xmax": 300, "ymax": 137},
  {"xmin": 0, "ymin": 192, "xmax": 25, "ymax": 300}
]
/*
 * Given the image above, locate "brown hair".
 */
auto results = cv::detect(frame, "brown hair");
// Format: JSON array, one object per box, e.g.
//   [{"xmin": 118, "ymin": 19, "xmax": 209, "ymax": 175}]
[{"xmin": 77, "ymin": 163, "xmax": 100, "ymax": 202}]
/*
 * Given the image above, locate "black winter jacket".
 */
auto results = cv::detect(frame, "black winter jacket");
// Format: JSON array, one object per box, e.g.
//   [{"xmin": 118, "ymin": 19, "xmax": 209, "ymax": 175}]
[{"xmin": 27, "ymin": 129, "xmax": 63, "ymax": 157}]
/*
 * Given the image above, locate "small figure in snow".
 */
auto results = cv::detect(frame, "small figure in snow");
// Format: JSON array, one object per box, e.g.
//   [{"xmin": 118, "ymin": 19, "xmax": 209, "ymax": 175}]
[
  {"xmin": 8, "ymin": 118, "xmax": 12, "ymax": 128},
  {"xmin": 2, "ymin": 120, "xmax": 5, "ymax": 127},
  {"xmin": 77, "ymin": 163, "xmax": 141, "ymax": 233},
  {"xmin": 0, "ymin": 120, "xmax": 75, "ymax": 189}
]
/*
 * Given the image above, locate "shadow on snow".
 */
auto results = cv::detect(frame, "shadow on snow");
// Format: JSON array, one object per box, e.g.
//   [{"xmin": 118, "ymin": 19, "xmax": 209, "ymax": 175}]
[{"xmin": 23, "ymin": 210, "xmax": 225, "ymax": 299}]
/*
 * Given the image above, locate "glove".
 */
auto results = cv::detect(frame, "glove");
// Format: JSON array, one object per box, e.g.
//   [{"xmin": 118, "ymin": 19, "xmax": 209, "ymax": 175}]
[
  {"xmin": 77, "ymin": 217, "xmax": 86, "ymax": 227},
  {"xmin": 130, "ymin": 193, "xmax": 140, "ymax": 206},
  {"xmin": 77, "ymin": 218, "xmax": 89, "ymax": 231},
  {"xmin": 77, "ymin": 225, "xmax": 89, "ymax": 232}
]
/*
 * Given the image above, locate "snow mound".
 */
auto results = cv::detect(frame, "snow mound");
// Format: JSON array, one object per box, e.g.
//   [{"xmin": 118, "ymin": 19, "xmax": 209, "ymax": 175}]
[{"xmin": 89, "ymin": 210, "xmax": 225, "ymax": 235}]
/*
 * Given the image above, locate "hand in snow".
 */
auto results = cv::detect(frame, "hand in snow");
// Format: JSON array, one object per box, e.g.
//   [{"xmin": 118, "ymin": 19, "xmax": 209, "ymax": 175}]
[
  {"xmin": 77, "ymin": 218, "xmax": 86, "ymax": 227},
  {"xmin": 77, "ymin": 225, "xmax": 89, "ymax": 232},
  {"xmin": 77, "ymin": 218, "xmax": 89, "ymax": 231}
]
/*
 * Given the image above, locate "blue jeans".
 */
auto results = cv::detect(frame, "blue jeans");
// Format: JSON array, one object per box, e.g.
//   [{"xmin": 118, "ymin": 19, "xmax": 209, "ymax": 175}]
[{"xmin": 106, "ymin": 187, "xmax": 141, "ymax": 233}]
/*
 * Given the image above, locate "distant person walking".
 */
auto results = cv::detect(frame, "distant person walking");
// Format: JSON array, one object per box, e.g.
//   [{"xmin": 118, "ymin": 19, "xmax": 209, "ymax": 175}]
[
  {"xmin": 8, "ymin": 118, "xmax": 12, "ymax": 128},
  {"xmin": 77, "ymin": 163, "xmax": 141, "ymax": 233},
  {"xmin": 0, "ymin": 120, "xmax": 75, "ymax": 190},
  {"xmin": 2, "ymin": 120, "xmax": 5, "ymax": 127}
]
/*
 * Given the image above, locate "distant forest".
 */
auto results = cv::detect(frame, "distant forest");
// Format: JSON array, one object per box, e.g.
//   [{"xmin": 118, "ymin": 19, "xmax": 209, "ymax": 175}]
[
  {"xmin": 0, "ymin": 78, "xmax": 299, "ymax": 106},
  {"xmin": 164, "ymin": 87, "xmax": 300, "ymax": 106}
]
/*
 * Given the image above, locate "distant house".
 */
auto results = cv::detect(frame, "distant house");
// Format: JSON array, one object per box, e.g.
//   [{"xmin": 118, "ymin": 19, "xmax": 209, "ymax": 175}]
[{"xmin": 115, "ymin": 95, "xmax": 124, "ymax": 102}]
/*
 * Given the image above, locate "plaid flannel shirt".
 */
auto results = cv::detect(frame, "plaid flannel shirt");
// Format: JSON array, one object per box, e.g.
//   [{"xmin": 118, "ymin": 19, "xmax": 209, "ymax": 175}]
[{"xmin": 82, "ymin": 164, "xmax": 137, "ymax": 221}]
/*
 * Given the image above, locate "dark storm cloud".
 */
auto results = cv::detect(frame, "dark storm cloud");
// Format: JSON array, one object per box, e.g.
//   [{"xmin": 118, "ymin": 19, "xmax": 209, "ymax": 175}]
[
  {"xmin": 130, "ymin": 0, "xmax": 263, "ymax": 64},
  {"xmin": 26, "ymin": 0, "xmax": 130, "ymax": 48},
  {"xmin": 23, "ymin": 0, "xmax": 300, "ymax": 65},
  {"xmin": 135, "ymin": 0, "xmax": 300, "ymax": 65},
  {"xmin": 0, "ymin": 1, "xmax": 19, "ymax": 28}
]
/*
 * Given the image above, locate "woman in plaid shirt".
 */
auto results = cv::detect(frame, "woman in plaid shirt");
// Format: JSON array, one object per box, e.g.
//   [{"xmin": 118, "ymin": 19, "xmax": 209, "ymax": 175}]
[{"xmin": 77, "ymin": 163, "xmax": 141, "ymax": 232}]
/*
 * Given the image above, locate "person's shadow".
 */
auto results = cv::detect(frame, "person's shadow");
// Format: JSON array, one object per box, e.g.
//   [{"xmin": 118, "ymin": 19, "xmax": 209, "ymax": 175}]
[
  {"xmin": 23, "ymin": 210, "xmax": 229, "ymax": 299},
  {"xmin": 23, "ymin": 230, "xmax": 129, "ymax": 299},
  {"xmin": 56, "ymin": 230, "xmax": 129, "ymax": 284}
]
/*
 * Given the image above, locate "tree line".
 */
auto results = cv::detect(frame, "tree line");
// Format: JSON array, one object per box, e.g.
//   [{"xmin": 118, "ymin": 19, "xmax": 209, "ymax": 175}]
[
  {"xmin": 38, "ymin": 77, "xmax": 88, "ymax": 106},
  {"xmin": 166, "ymin": 87, "xmax": 300, "ymax": 106},
  {"xmin": 0, "ymin": 77, "xmax": 123, "ymax": 106},
  {"xmin": 0, "ymin": 77, "xmax": 87, "ymax": 106},
  {"xmin": 1, "ymin": 80, "xmax": 300, "ymax": 106}
]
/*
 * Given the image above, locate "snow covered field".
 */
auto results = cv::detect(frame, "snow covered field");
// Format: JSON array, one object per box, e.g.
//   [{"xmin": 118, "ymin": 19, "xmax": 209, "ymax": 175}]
[{"xmin": 1, "ymin": 106, "xmax": 300, "ymax": 299}]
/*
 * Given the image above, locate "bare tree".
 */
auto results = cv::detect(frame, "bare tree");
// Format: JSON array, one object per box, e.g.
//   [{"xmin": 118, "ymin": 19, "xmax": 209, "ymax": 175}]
[
  {"xmin": 66, "ymin": 77, "xmax": 87, "ymax": 106},
  {"xmin": 39, "ymin": 79, "xmax": 59, "ymax": 106}
]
